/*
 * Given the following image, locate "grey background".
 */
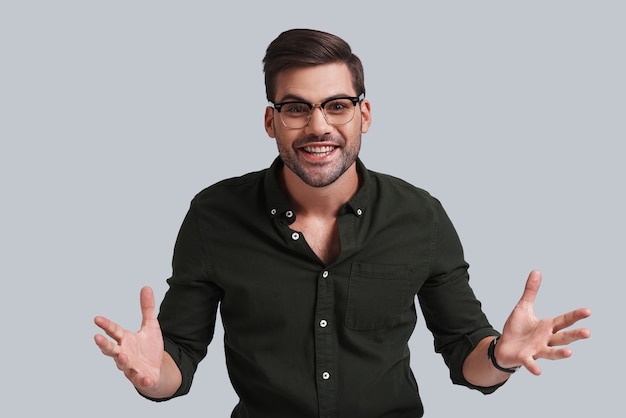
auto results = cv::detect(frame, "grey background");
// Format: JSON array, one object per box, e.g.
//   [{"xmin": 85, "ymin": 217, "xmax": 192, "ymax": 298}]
[{"xmin": 1, "ymin": 1, "xmax": 623, "ymax": 416}]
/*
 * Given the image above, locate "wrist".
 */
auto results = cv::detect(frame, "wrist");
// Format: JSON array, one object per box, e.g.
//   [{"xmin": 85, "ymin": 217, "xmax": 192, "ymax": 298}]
[{"xmin": 487, "ymin": 336, "xmax": 521, "ymax": 374}]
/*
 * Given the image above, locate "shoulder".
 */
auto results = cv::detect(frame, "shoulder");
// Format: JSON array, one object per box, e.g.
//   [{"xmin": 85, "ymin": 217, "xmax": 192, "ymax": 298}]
[
  {"xmin": 367, "ymin": 169, "xmax": 439, "ymax": 205},
  {"xmin": 362, "ymin": 167, "xmax": 452, "ymax": 228},
  {"xmin": 191, "ymin": 167, "xmax": 268, "ymax": 206}
]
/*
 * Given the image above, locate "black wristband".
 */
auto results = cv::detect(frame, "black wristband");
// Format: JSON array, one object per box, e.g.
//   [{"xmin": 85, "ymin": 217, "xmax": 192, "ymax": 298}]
[{"xmin": 487, "ymin": 336, "xmax": 520, "ymax": 374}]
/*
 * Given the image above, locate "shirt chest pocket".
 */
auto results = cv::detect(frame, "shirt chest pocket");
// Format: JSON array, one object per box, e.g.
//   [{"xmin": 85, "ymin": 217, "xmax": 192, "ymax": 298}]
[{"xmin": 345, "ymin": 263, "xmax": 416, "ymax": 331}]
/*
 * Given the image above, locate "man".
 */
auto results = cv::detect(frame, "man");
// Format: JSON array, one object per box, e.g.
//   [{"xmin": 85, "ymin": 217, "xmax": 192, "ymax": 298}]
[{"xmin": 94, "ymin": 29, "xmax": 591, "ymax": 417}]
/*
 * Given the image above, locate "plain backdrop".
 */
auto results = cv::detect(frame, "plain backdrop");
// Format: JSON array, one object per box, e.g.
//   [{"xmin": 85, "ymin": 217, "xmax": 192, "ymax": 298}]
[{"xmin": 1, "ymin": 1, "xmax": 623, "ymax": 417}]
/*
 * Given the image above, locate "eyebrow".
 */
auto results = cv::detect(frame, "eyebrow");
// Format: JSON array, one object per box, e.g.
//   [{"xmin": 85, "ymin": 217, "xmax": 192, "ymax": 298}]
[{"xmin": 274, "ymin": 93, "xmax": 357, "ymax": 104}]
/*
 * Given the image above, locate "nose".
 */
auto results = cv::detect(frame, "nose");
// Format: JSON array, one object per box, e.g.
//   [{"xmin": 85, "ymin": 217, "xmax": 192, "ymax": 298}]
[{"xmin": 304, "ymin": 105, "xmax": 332, "ymax": 135}]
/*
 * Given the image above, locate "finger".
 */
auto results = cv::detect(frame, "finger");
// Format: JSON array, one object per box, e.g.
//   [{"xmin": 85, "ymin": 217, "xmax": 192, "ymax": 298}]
[
  {"xmin": 538, "ymin": 346, "xmax": 572, "ymax": 361},
  {"xmin": 137, "ymin": 375, "xmax": 154, "ymax": 389},
  {"xmin": 94, "ymin": 333, "xmax": 121, "ymax": 357},
  {"xmin": 549, "ymin": 328, "xmax": 592, "ymax": 347},
  {"xmin": 139, "ymin": 286, "xmax": 156, "ymax": 329},
  {"xmin": 522, "ymin": 357, "xmax": 542, "ymax": 376},
  {"xmin": 117, "ymin": 356, "xmax": 153, "ymax": 390},
  {"xmin": 528, "ymin": 340, "xmax": 580, "ymax": 367},
  {"xmin": 117, "ymin": 352, "xmax": 131, "ymax": 371},
  {"xmin": 519, "ymin": 270, "xmax": 542, "ymax": 304},
  {"xmin": 94, "ymin": 316, "xmax": 125, "ymax": 342},
  {"xmin": 129, "ymin": 372, "xmax": 154, "ymax": 390},
  {"xmin": 553, "ymin": 307, "xmax": 592, "ymax": 333},
  {"xmin": 93, "ymin": 315, "xmax": 111, "ymax": 331}
]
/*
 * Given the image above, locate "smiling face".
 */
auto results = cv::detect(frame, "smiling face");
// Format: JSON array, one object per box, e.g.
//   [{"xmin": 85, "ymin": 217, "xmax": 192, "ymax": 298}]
[{"xmin": 264, "ymin": 62, "xmax": 371, "ymax": 188}]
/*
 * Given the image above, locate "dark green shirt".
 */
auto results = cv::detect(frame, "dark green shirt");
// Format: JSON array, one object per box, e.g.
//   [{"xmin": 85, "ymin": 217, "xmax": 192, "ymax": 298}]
[{"xmin": 156, "ymin": 158, "xmax": 502, "ymax": 417}]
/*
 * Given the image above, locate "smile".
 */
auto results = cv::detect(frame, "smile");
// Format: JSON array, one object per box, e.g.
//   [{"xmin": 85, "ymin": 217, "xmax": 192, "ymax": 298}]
[{"xmin": 303, "ymin": 145, "xmax": 336, "ymax": 157}]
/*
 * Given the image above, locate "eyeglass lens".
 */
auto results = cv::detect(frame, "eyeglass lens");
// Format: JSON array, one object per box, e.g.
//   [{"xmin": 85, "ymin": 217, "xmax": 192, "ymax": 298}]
[{"xmin": 279, "ymin": 98, "xmax": 357, "ymax": 128}]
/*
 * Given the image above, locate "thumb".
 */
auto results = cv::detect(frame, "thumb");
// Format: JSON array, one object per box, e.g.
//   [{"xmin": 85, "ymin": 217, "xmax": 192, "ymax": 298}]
[
  {"xmin": 139, "ymin": 286, "xmax": 157, "ymax": 328},
  {"xmin": 519, "ymin": 270, "xmax": 542, "ymax": 305}
]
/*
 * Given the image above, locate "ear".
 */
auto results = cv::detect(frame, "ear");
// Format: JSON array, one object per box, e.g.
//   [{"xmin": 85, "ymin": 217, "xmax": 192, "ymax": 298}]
[
  {"xmin": 264, "ymin": 106, "xmax": 276, "ymax": 138},
  {"xmin": 359, "ymin": 99, "xmax": 372, "ymax": 134}
]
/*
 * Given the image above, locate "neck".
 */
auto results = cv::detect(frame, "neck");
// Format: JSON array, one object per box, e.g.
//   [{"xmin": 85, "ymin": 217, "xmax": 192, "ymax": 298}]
[{"xmin": 281, "ymin": 163, "xmax": 360, "ymax": 218}]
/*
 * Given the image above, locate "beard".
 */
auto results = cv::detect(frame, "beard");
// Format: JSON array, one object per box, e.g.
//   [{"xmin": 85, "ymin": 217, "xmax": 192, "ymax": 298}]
[{"xmin": 276, "ymin": 132, "xmax": 362, "ymax": 188}]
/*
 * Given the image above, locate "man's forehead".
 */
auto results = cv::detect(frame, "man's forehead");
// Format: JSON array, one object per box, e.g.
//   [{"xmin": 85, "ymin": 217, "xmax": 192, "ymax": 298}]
[{"xmin": 274, "ymin": 63, "xmax": 355, "ymax": 101}]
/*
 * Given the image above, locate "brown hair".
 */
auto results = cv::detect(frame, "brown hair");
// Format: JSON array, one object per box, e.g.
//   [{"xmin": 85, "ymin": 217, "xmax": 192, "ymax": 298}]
[{"xmin": 262, "ymin": 28, "xmax": 365, "ymax": 102}]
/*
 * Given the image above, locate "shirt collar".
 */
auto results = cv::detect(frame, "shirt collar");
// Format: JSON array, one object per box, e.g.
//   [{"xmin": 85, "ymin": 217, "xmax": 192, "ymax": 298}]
[
  {"xmin": 264, "ymin": 158, "xmax": 295, "ymax": 224},
  {"xmin": 342, "ymin": 158, "xmax": 370, "ymax": 218},
  {"xmin": 264, "ymin": 157, "xmax": 371, "ymax": 222}
]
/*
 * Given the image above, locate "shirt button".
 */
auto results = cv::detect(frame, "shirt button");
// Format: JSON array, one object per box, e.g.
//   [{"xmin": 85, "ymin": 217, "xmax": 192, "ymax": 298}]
[
  {"xmin": 285, "ymin": 210, "xmax": 294, "ymax": 218},
  {"xmin": 356, "ymin": 208, "xmax": 363, "ymax": 216},
  {"xmin": 322, "ymin": 271, "xmax": 329, "ymax": 279},
  {"xmin": 270, "ymin": 209, "xmax": 277, "ymax": 215},
  {"xmin": 291, "ymin": 232, "xmax": 300, "ymax": 241},
  {"xmin": 319, "ymin": 319, "xmax": 328, "ymax": 328},
  {"xmin": 322, "ymin": 372, "xmax": 330, "ymax": 380}
]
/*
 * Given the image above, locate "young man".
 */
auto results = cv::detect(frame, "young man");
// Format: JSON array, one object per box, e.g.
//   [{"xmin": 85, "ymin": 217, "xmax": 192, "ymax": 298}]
[{"xmin": 94, "ymin": 29, "xmax": 591, "ymax": 418}]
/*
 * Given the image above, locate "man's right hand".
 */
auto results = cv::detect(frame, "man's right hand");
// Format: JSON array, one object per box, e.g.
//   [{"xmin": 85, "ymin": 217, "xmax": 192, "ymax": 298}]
[{"xmin": 94, "ymin": 286, "xmax": 181, "ymax": 398}]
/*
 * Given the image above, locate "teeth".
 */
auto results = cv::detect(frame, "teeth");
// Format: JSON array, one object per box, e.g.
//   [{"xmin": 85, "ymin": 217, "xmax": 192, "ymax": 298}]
[{"xmin": 304, "ymin": 145, "xmax": 335, "ymax": 154}]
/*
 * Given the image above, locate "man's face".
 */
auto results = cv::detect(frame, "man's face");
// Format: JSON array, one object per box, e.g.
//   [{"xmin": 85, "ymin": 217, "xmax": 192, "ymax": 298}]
[{"xmin": 264, "ymin": 63, "xmax": 371, "ymax": 188}]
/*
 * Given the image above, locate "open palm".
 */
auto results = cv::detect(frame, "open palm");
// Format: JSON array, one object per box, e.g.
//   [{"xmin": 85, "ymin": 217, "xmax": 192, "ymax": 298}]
[
  {"xmin": 94, "ymin": 287, "xmax": 164, "ymax": 390},
  {"xmin": 496, "ymin": 270, "xmax": 591, "ymax": 375}
]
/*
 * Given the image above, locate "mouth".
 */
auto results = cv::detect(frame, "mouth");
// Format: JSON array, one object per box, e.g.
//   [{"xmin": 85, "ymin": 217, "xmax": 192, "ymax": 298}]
[{"xmin": 302, "ymin": 145, "xmax": 337, "ymax": 158}]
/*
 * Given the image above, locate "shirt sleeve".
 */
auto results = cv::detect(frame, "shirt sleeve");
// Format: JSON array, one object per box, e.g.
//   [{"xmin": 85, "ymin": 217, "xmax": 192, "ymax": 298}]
[
  {"xmin": 150, "ymin": 198, "xmax": 224, "ymax": 400},
  {"xmin": 417, "ymin": 199, "xmax": 504, "ymax": 394}
]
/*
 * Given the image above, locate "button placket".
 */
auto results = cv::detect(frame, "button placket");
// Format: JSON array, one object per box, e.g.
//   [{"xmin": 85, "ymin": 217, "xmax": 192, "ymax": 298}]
[
  {"xmin": 314, "ymin": 268, "xmax": 337, "ymax": 416},
  {"xmin": 319, "ymin": 271, "xmax": 330, "ymax": 330}
]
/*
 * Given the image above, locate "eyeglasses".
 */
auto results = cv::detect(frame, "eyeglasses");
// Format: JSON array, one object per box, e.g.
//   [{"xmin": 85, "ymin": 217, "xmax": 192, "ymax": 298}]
[{"xmin": 270, "ymin": 94, "xmax": 364, "ymax": 129}]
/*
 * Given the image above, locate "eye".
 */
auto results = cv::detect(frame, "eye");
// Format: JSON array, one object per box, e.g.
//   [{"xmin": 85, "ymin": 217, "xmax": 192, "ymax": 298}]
[
  {"xmin": 282, "ymin": 103, "xmax": 310, "ymax": 115},
  {"xmin": 324, "ymin": 99, "xmax": 351, "ymax": 114}
]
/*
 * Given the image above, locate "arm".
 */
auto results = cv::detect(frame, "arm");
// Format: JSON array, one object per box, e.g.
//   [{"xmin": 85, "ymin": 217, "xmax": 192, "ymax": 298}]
[
  {"xmin": 462, "ymin": 270, "xmax": 591, "ymax": 387},
  {"xmin": 94, "ymin": 286, "xmax": 182, "ymax": 399}
]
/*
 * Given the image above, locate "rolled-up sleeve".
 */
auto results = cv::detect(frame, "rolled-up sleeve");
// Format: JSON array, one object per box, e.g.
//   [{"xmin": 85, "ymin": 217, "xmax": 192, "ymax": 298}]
[
  {"xmin": 152, "ymin": 199, "xmax": 224, "ymax": 400},
  {"xmin": 417, "ymin": 200, "xmax": 504, "ymax": 394}
]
